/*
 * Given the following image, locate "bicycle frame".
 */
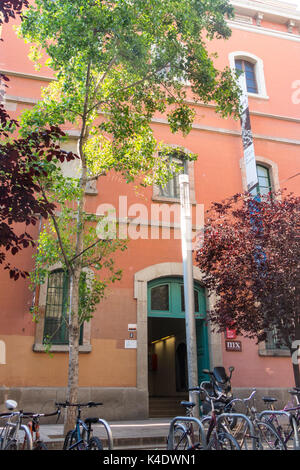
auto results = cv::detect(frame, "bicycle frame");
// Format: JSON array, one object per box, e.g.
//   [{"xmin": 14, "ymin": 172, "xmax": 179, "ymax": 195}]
[
  {"xmin": 167, "ymin": 416, "xmax": 207, "ymax": 450},
  {"xmin": 69, "ymin": 418, "xmax": 91, "ymax": 450},
  {"xmin": 0, "ymin": 411, "xmax": 32, "ymax": 450}
]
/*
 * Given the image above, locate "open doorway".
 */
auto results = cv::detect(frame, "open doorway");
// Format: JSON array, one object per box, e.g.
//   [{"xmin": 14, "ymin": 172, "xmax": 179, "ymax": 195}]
[{"xmin": 147, "ymin": 277, "xmax": 210, "ymax": 417}]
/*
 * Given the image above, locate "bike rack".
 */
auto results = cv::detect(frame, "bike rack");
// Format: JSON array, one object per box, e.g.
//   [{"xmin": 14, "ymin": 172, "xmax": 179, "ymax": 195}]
[
  {"xmin": 217, "ymin": 413, "xmax": 257, "ymax": 450},
  {"xmin": 258, "ymin": 410, "xmax": 300, "ymax": 450},
  {"xmin": 96, "ymin": 419, "xmax": 114, "ymax": 450},
  {"xmin": 167, "ymin": 416, "xmax": 207, "ymax": 450},
  {"xmin": 2, "ymin": 422, "xmax": 33, "ymax": 450}
]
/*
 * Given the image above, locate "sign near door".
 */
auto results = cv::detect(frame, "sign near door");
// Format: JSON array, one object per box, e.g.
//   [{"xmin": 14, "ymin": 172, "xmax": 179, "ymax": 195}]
[{"xmin": 225, "ymin": 340, "xmax": 242, "ymax": 352}]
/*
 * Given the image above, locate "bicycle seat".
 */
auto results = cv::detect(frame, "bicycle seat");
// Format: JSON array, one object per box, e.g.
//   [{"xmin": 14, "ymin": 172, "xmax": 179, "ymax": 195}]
[
  {"xmin": 289, "ymin": 390, "xmax": 300, "ymax": 396},
  {"xmin": 262, "ymin": 397, "xmax": 277, "ymax": 403},
  {"xmin": 84, "ymin": 417, "xmax": 99, "ymax": 424},
  {"xmin": 180, "ymin": 401, "xmax": 196, "ymax": 409}
]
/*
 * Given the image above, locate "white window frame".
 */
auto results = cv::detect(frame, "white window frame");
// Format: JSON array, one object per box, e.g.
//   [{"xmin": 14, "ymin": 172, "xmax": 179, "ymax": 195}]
[{"xmin": 229, "ymin": 51, "xmax": 269, "ymax": 100}]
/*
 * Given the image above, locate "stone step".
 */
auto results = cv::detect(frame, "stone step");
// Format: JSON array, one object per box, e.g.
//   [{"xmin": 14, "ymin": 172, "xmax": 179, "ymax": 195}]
[{"xmin": 149, "ymin": 396, "xmax": 187, "ymax": 418}]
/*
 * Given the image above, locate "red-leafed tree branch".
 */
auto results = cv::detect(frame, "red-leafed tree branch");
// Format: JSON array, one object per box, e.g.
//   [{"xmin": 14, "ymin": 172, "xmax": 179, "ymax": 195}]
[
  {"xmin": 196, "ymin": 192, "xmax": 300, "ymax": 386},
  {"xmin": 0, "ymin": 1, "xmax": 77, "ymax": 279}
]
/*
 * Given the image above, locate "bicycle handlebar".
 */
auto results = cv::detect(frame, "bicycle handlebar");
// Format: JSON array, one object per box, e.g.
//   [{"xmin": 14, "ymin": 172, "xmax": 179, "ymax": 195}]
[
  {"xmin": 23, "ymin": 408, "xmax": 61, "ymax": 419},
  {"xmin": 189, "ymin": 385, "xmax": 225, "ymax": 402}
]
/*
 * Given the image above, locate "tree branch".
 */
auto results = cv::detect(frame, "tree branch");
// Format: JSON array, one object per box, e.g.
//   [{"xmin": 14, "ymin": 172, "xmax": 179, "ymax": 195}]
[{"xmin": 39, "ymin": 185, "xmax": 74, "ymax": 274}]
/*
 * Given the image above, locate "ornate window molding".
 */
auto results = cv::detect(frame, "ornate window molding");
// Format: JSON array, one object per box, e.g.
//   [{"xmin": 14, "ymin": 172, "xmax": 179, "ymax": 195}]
[
  {"xmin": 229, "ymin": 51, "xmax": 269, "ymax": 100},
  {"xmin": 240, "ymin": 155, "xmax": 280, "ymax": 196}
]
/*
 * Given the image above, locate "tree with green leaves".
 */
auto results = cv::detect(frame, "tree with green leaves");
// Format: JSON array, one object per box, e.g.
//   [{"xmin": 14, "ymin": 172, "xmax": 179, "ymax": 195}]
[{"xmin": 17, "ymin": 0, "xmax": 241, "ymax": 430}]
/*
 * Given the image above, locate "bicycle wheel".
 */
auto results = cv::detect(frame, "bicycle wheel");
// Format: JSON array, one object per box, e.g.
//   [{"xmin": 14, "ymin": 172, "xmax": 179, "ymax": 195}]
[
  {"xmin": 88, "ymin": 436, "xmax": 103, "ymax": 450},
  {"xmin": 4, "ymin": 439, "xmax": 17, "ymax": 450},
  {"xmin": 223, "ymin": 418, "xmax": 251, "ymax": 450},
  {"xmin": 256, "ymin": 421, "xmax": 286, "ymax": 450},
  {"xmin": 207, "ymin": 431, "xmax": 240, "ymax": 450},
  {"xmin": 63, "ymin": 430, "xmax": 77, "ymax": 450},
  {"xmin": 170, "ymin": 425, "xmax": 191, "ymax": 450},
  {"xmin": 34, "ymin": 441, "xmax": 48, "ymax": 450}
]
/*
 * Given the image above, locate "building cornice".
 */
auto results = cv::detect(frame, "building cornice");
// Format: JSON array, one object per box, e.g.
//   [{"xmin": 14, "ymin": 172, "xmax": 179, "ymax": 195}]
[
  {"xmin": 228, "ymin": 19, "xmax": 300, "ymax": 41},
  {"xmin": 231, "ymin": 0, "xmax": 300, "ymax": 24}
]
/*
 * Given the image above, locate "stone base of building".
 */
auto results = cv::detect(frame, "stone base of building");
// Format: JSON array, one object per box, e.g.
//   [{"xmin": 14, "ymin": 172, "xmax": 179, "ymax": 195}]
[
  {"xmin": 0, "ymin": 386, "xmax": 296, "ymax": 421},
  {"xmin": 0, "ymin": 387, "xmax": 148, "ymax": 423}
]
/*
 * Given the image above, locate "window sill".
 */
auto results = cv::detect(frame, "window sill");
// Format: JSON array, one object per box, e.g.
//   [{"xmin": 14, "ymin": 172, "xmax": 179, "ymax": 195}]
[
  {"xmin": 33, "ymin": 343, "xmax": 92, "ymax": 353},
  {"xmin": 152, "ymin": 195, "xmax": 197, "ymax": 205},
  {"xmin": 258, "ymin": 348, "xmax": 290, "ymax": 357},
  {"xmin": 248, "ymin": 93, "xmax": 269, "ymax": 100}
]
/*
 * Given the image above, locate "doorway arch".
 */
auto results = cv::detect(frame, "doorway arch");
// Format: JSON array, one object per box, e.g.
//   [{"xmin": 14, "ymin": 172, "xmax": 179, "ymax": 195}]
[{"xmin": 134, "ymin": 262, "xmax": 221, "ymax": 413}]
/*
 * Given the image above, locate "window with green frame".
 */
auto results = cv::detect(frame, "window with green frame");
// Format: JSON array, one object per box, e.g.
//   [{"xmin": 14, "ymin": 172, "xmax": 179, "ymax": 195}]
[
  {"xmin": 148, "ymin": 277, "xmax": 206, "ymax": 319},
  {"xmin": 158, "ymin": 153, "xmax": 185, "ymax": 199},
  {"xmin": 251, "ymin": 164, "xmax": 272, "ymax": 197},
  {"xmin": 43, "ymin": 269, "xmax": 83, "ymax": 345}
]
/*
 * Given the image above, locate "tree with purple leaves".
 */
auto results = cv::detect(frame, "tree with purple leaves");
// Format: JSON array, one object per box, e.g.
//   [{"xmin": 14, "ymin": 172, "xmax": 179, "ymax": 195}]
[
  {"xmin": 196, "ymin": 192, "xmax": 300, "ymax": 386},
  {"xmin": 0, "ymin": 1, "xmax": 76, "ymax": 280}
]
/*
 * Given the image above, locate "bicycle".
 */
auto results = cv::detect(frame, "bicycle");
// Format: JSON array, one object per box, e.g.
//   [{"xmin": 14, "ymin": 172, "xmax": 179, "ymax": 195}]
[
  {"xmin": 58, "ymin": 401, "xmax": 103, "ymax": 450},
  {"xmin": 22, "ymin": 406, "xmax": 62, "ymax": 450},
  {"xmin": 0, "ymin": 400, "xmax": 32, "ymax": 450},
  {"xmin": 260, "ymin": 387, "xmax": 300, "ymax": 450},
  {"xmin": 197, "ymin": 386, "xmax": 241, "ymax": 450},
  {"xmin": 168, "ymin": 397, "xmax": 206, "ymax": 450},
  {"xmin": 220, "ymin": 389, "xmax": 286, "ymax": 450}
]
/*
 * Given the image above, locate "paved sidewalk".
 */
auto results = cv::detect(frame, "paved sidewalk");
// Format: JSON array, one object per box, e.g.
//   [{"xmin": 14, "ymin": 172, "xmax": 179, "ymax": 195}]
[{"xmin": 39, "ymin": 418, "xmax": 172, "ymax": 450}]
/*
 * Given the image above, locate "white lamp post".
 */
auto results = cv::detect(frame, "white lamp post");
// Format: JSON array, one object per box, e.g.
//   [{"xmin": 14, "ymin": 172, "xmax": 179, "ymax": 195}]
[{"xmin": 179, "ymin": 172, "xmax": 199, "ymax": 417}]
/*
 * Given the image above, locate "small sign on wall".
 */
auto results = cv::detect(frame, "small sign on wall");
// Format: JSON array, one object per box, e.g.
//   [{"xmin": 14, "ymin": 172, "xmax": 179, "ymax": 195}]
[
  {"xmin": 226, "ymin": 328, "xmax": 237, "ymax": 340},
  {"xmin": 225, "ymin": 340, "xmax": 242, "ymax": 352},
  {"xmin": 125, "ymin": 340, "xmax": 137, "ymax": 349}
]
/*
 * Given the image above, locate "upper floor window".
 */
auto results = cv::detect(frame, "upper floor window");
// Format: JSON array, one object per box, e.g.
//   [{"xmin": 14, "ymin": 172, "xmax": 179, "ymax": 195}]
[
  {"xmin": 250, "ymin": 164, "xmax": 272, "ymax": 197},
  {"xmin": 235, "ymin": 59, "xmax": 258, "ymax": 94},
  {"xmin": 229, "ymin": 51, "xmax": 268, "ymax": 99},
  {"xmin": 158, "ymin": 153, "xmax": 185, "ymax": 199}
]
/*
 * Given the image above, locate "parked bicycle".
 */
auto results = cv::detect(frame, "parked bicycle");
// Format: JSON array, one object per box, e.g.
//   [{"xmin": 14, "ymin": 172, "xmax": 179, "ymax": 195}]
[
  {"xmin": 59, "ymin": 401, "xmax": 104, "ymax": 450},
  {"xmin": 197, "ymin": 385, "xmax": 241, "ymax": 450},
  {"xmin": 22, "ymin": 406, "xmax": 62, "ymax": 450},
  {"xmin": 0, "ymin": 400, "xmax": 32, "ymax": 450},
  {"xmin": 260, "ymin": 387, "xmax": 300, "ymax": 450},
  {"xmin": 219, "ymin": 389, "xmax": 286, "ymax": 450},
  {"xmin": 168, "ymin": 396, "xmax": 206, "ymax": 450}
]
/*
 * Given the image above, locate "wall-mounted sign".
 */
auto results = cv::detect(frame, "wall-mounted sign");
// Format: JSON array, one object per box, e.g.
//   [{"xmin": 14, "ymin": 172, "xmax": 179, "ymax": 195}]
[
  {"xmin": 225, "ymin": 340, "xmax": 242, "ymax": 352},
  {"xmin": 125, "ymin": 340, "xmax": 137, "ymax": 349},
  {"xmin": 226, "ymin": 328, "xmax": 237, "ymax": 340}
]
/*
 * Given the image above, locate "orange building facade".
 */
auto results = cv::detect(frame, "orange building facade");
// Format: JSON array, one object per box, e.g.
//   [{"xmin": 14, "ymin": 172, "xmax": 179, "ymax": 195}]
[{"xmin": 0, "ymin": 0, "xmax": 300, "ymax": 419}]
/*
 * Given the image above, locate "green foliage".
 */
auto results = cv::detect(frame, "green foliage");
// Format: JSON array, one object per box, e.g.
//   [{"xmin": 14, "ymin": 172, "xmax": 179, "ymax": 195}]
[{"xmin": 18, "ymin": 0, "xmax": 242, "ymax": 327}]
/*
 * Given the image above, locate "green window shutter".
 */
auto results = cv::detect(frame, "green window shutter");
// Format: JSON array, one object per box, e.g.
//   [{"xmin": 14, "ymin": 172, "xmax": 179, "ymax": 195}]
[{"xmin": 43, "ymin": 270, "xmax": 83, "ymax": 346}]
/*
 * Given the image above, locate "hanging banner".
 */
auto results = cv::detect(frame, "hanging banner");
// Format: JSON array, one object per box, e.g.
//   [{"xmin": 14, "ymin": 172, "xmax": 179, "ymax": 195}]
[{"xmin": 238, "ymin": 74, "xmax": 258, "ymax": 192}]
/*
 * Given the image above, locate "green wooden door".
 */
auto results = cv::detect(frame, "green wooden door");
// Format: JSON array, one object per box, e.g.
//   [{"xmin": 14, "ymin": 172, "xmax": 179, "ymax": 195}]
[{"xmin": 148, "ymin": 277, "xmax": 210, "ymax": 385}]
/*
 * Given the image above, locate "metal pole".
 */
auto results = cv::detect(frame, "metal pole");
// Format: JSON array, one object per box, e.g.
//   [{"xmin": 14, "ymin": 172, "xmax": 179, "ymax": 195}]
[{"xmin": 179, "ymin": 172, "xmax": 199, "ymax": 417}]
